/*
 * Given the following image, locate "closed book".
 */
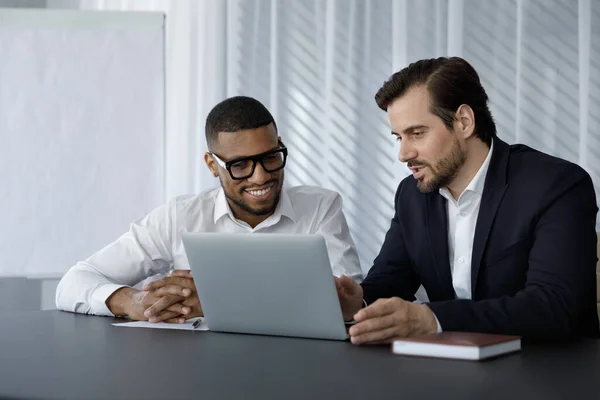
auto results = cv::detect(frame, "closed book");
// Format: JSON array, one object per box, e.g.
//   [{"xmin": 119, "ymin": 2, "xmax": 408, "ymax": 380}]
[{"xmin": 392, "ymin": 332, "xmax": 521, "ymax": 361}]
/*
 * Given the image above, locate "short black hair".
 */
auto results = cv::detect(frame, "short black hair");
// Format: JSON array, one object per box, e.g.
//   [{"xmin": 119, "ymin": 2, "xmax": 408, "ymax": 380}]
[
  {"xmin": 205, "ymin": 96, "xmax": 276, "ymax": 149},
  {"xmin": 375, "ymin": 57, "xmax": 496, "ymax": 146}
]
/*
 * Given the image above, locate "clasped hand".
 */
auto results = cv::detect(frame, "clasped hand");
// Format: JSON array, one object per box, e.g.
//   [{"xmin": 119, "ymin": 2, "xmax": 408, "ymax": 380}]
[{"xmin": 139, "ymin": 270, "xmax": 203, "ymax": 323}]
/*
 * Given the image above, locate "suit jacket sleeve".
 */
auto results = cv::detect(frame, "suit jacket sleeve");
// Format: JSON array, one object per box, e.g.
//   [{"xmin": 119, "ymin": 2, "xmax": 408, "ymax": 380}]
[
  {"xmin": 428, "ymin": 169, "xmax": 598, "ymax": 340},
  {"xmin": 360, "ymin": 179, "xmax": 421, "ymax": 304}
]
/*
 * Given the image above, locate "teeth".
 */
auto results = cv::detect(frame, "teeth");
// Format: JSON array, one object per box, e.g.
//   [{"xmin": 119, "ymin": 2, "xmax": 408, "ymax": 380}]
[{"xmin": 248, "ymin": 187, "xmax": 271, "ymax": 196}]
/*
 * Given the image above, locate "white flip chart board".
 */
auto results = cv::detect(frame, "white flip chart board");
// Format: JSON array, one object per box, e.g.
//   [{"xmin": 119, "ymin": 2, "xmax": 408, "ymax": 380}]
[{"xmin": 0, "ymin": 9, "xmax": 165, "ymax": 277}]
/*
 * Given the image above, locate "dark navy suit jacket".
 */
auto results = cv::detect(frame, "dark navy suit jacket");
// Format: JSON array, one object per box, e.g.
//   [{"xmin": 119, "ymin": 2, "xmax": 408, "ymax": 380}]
[{"xmin": 361, "ymin": 138, "xmax": 599, "ymax": 340}]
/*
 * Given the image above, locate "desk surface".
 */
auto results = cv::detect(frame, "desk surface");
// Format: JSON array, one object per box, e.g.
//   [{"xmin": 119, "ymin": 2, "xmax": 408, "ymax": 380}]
[{"xmin": 1, "ymin": 311, "xmax": 599, "ymax": 400}]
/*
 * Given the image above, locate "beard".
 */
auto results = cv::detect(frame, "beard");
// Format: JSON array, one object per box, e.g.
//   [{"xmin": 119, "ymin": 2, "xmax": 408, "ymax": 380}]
[
  {"xmin": 411, "ymin": 139, "xmax": 466, "ymax": 193},
  {"xmin": 221, "ymin": 175, "xmax": 283, "ymax": 217}
]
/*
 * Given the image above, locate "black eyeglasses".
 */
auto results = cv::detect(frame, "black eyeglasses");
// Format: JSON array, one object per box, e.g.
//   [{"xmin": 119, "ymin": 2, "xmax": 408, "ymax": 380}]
[{"xmin": 210, "ymin": 140, "xmax": 288, "ymax": 180}]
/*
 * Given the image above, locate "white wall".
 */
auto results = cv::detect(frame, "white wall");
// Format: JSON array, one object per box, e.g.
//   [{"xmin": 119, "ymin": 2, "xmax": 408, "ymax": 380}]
[{"xmin": 0, "ymin": 0, "xmax": 52, "ymax": 313}]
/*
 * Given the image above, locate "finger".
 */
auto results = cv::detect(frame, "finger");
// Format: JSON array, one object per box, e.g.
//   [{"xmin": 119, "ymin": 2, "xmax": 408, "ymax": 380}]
[
  {"xmin": 142, "ymin": 278, "xmax": 170, "ymax": 291},
  {"xmin": 164, "ymin": 277, "xmax": 196, "ymax": 290},
  {"xmin": 184, "ymin": 309, "xmax": 204, "ymax": 319},
  {"xmin": 181, "ymin": 296, "xmax": 204, "ymax": 317},
  {"xmin": 153, "ymin": 284, "xmax": 192, "ymax": 298},
  {"xmin": 350, "ymin": 325, "xmax": 400, "ymax": 345},
  {"xmin": 165, "ymin": 317, "xmax": 187, "ymax": 324},
  {"xmin": 333, "ymin": 276, "xmax": 342, "ymax": 292},
  {"xmin": 144, "ymin": 295, "xmax": 184, "ymax": 318},
  {"xmin": 354, "ymin": 298, "xmax": 398, "ymax": 321},
  {"xmin": 348, "ymin": 313, "xmax": 397, "ymax": 337},
  {"xmin": 339, "ymin": 275, "xmax": 360, "ymax": 295},
  {"xmin": 144, "ymin": 277, "xmax": 196, "ymax": 292},
  {"xmin": 334, "ymin": 275, "xmax": 352, "ymax": 296},
  {"xmin": 148, "ymin": 310, "xmax": 181, "ymax": 323},
  {"xmin": 166, "ymin": 302, "xmax": 192, "ymax": 315},
  {"xmin": 170, "ymin": 269, "xmax": 193, "ymax": 279},
  {"xmin": 181, "ymin": 295, "xmax": 200, "ymax": 307},
  {"xmin": 150, "ymin": 306, "xmax": 190, "ymax": 322}
]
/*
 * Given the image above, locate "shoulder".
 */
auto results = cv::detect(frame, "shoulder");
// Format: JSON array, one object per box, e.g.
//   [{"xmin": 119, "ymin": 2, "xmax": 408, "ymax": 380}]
[
  {"xmin": 167, "ymin": 187, "xmax": 221, "ymax": 213},
  {"xmin": 285, "ymin": 185, "xmax": 342, "ymax": 203},
  {"xmin": 285, "ymin": 185, "xmax": 344, "ymax": 217},
  {"xmin": 393, "ymin": 174, "xmax": 424, "ymax": 203},
  {"xmin": 506, "ymin": 144, "xmax": 591, "ymax": 190}
]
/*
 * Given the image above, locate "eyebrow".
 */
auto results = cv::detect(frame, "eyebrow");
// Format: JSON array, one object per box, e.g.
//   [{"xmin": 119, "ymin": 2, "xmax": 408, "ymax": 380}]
[
  {"xmin": 391, "ymin": 124, "xmax": 428, "ymax": 137},
  {"xmin": 223, "ymin": 144, "xmax": 282, "ymax": 163}
]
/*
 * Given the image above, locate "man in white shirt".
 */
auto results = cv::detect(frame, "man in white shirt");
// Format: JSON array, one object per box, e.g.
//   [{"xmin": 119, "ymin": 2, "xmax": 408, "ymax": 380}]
[
  {"xmin": 335, "ymin": 57, "xmax": 599, "ymax": 343},
  {"xmin": 56, "ymin": 96, "xmax": 362, "ymax": 323}
]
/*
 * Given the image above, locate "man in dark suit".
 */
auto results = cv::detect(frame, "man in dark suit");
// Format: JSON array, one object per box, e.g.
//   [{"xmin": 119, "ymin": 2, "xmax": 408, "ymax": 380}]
[{"xmin": 335, "ymin": 57, "xmax": 599, "ymax": 343}]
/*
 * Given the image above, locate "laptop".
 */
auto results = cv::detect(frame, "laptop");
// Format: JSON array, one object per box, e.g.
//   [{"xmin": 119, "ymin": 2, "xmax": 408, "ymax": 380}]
[{"xmin": 181, "ymin": 232, "xmax": 349, "ymax": 340}]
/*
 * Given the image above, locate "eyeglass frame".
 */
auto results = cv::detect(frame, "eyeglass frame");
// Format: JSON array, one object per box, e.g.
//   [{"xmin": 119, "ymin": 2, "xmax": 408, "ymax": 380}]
[{"xmin": 209, "ymin": 139, "xmax": 288, "ymax": 180}]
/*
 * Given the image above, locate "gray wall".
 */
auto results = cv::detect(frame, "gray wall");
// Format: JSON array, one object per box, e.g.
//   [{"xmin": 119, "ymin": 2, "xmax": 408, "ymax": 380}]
[
  {"xmin": 0, "ymin": 0, "xmax": 45, "ymax": 7},
  {"xmin": 0, "ymin": 278, "xmax": 59, "ymax": 311}
]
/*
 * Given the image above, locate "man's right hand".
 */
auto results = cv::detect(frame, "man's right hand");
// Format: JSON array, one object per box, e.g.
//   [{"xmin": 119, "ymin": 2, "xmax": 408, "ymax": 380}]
[
  {"xmin": 333, "ymin": 275, "xmax": 364, "ymax": 321},
  {"xmin": 142, "ymin": 274, "xmax": 203, "ymax": 322},
  {"xmin": 169, "ymin": 269, "xmax": 194, "ymax": 279},
  {"xmin": 106, "ymin": 287, "xmax": 189, "ymax": 323}
]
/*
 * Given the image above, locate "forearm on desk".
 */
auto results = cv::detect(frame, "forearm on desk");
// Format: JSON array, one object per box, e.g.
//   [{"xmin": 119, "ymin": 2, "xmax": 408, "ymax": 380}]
[
  {"xmin": 55, "ymin": 263, "xmax": 130, "ymax": 316},
  {"xmin": 427, "ymin": 288, "xmax": 576, "ymax": 340},
  {"xmin": 106, "ymin": 287, "xmax": 138, "ymax": 317}
]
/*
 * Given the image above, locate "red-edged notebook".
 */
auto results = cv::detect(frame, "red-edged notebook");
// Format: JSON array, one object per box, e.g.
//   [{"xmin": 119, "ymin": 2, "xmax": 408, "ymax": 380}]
[{"xmin": 392, "ymin": 332, "xmax": 521, "ymax": 361}]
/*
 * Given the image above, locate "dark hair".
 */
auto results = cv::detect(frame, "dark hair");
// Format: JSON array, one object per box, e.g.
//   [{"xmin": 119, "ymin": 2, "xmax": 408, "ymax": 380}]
[
  {"xmin": 375, "ymin": 57, "xmax": 496, "ymax": 146},
  {"xmin": 205, "ymin": 96, "xmax": 276, "ymax": 149}
]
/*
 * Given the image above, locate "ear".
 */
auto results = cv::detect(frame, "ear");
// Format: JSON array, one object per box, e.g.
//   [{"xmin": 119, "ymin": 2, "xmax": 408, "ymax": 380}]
[
  {"xmin": 455, "ymin": 104, "xmax": 475, "ymax": 139},
  {"xmin": 204, "ymin": 152, "xmax": 219, "ymax": 177}
]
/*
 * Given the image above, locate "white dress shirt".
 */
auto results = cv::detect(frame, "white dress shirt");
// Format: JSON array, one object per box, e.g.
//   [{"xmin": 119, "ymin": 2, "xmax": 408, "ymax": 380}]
[
  {"xmin": 429, "ymin": 141, "xmax": 493, "ymax": 332},
  {"xmin": 56, "ymin": 185, "xmax": 363, "ymax": 316},
  {"xmin": 438, "ymin": 140, "xmax": 494, "ymax": 301}
]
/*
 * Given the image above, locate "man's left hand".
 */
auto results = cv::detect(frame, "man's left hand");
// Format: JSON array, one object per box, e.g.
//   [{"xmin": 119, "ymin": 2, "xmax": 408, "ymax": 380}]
[
  {"xmin": 348, "ymin": 297, "xmax": 438, "ymax": 345},
  {"xmin": 142, "ymin": 276, "xmax": 203, "ymax": 322}
]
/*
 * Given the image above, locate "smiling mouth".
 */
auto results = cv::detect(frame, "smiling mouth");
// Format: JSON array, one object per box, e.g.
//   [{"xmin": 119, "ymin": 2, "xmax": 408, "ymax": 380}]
[{"xmin": 245, "ymin": 184, "xmax": 273, "ymax": 199}]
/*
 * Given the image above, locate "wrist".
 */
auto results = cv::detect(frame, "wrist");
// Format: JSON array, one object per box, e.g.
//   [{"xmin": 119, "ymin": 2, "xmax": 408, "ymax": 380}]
[
  {"xmin": 419, "ymin": 304, "xmax": 438, "ymax": 335},
  {"xmin": 106, "ymin": 287, "xmax": 138, "ymax": 317}
]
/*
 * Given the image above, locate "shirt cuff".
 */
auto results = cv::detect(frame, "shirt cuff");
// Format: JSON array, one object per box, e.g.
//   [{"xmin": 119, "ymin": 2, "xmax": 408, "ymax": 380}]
[
  {"xmin": 434, "ymin": 313, "xmax": 443, "ymax": 333},
  {"xmin": 91, "ymin": 283, "xmax": 129, "ymax": 316}
]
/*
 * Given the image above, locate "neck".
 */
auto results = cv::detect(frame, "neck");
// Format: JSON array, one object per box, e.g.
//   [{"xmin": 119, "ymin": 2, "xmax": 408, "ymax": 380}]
[
  {"xmin": 445, "ymin": 139, "xmax": 490, "ymax": 200},
  {"xmin": 232, "ymin": 209, "xmax": 271, "ymax": 228},
  {"xmin": 226, "ymin": 197, "xmax": 276, "ymax": 229}
]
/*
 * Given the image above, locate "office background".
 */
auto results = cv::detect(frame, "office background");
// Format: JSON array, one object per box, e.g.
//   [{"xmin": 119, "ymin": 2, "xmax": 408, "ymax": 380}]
[{"xmin": 1, "ymin": 0, "xmax": 598, "ymax": 311}]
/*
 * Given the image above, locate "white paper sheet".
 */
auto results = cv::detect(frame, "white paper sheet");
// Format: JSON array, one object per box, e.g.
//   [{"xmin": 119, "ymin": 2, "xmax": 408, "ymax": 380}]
[{"xmin": 112, "ymin": 317, "xmax": 209, "ymax": 331}]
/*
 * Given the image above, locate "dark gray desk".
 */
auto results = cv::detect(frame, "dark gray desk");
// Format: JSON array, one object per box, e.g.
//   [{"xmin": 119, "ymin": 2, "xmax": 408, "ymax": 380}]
[{"xmin": 0, "ymin": 311, "xmax": 599, "ymax": 400}]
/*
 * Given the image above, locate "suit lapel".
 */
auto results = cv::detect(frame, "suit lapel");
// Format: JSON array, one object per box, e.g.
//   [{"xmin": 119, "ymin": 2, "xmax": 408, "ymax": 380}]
[
  {"xmin": 426, "ymin": 193, "xmax": 455, "ymax": 300},
  {"xmin": 470, "ymin": 138, "xmax": 510, "ymax": 296}
]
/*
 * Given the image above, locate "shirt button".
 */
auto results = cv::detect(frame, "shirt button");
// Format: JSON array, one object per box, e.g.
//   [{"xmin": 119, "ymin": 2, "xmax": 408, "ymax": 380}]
[
  {"xmin": 458, "ymin": 212, "xmax": 466, "ymax": 217},
  {"xmin": 458, "ymin": 257, "xmax": 464, "ymax": 264}
]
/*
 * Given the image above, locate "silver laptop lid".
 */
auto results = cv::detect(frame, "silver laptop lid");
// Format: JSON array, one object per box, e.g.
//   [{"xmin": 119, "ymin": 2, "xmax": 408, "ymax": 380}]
[{"xmin": 182, "ymin": 232, "xmax": 348, "ymax": 340}]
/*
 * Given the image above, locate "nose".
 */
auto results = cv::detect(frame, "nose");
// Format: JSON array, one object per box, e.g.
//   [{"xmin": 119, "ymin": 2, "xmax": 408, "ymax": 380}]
[
  {"xmin": 398, "ymin": 140, "xmax": 417, "ymax": 163},
  {"xmin": 248, "ymin": 162, "xmax": 271, "ymax": 185}
]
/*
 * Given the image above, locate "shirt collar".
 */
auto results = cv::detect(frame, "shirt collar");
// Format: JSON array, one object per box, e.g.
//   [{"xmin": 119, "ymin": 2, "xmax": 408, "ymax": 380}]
[
  {"xmin": 465, "ymin": 138, "xmax": 494, "ymax": 196},
  {"xmin": 213, "ymin": 188, "xmax": 230, "ymax": 224},
  {"xmin": 213, "ymin": 186, "xmax": 297, "ymax": 225},
  {"xmin": 439, "ymin": 139, "xmax": 494, "ymax": 200}
]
